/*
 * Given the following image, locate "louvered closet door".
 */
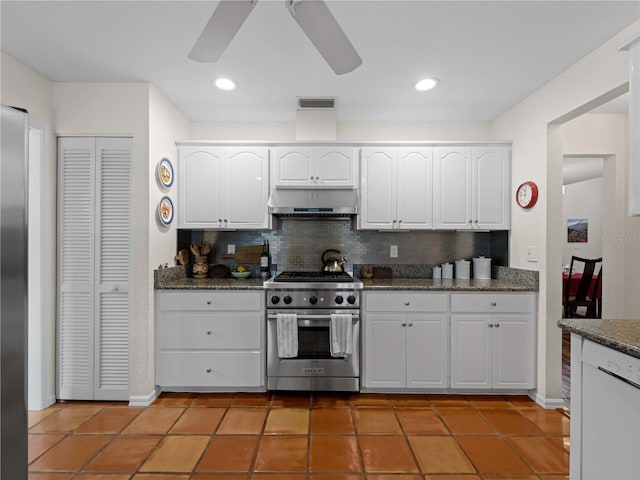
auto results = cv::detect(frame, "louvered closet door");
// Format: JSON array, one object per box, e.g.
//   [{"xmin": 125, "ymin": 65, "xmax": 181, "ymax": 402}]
[
  {"xmin": 58, "ymin": 138, "xmax": 96, "ymax": 400},
  {"xmin": 57, "ymin": 137, "xmax": 131, "ymax": 401},
  {"xmin": 94, "ymin": 138, "xmax": 131, "ymax": 401}
]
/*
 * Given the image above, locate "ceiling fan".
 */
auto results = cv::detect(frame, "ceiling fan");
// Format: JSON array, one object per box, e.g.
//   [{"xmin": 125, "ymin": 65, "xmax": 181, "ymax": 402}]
[{"xmin": 188, "ymin": 0, "xmax": 362, "ymax": 75}]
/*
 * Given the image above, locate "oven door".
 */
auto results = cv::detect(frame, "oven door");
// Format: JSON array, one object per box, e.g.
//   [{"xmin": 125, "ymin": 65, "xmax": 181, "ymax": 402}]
[{"xmin": 266, "ymin": 309, "xmax": 360, "ymax": 378}]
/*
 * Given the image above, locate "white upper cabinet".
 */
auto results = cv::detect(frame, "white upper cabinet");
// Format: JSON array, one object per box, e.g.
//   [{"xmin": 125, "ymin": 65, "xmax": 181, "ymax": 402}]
[
  {"xmin": 273, "ymin": 146, "xmax": 356, "ymax": 188},
  {"xmin": 178, "ymin": 146, "xmax": 270, "ymax": 229},
  {"xmin": 360, "ymin": 147, "xmax": 433, "ymax": 230},
  {"xmin": 473, "ymin": 146, "xmax": 511, "ymax": 229},
  {"xmin": 434, "ymin": 145, "xmax": 510, "ymax": 230}
]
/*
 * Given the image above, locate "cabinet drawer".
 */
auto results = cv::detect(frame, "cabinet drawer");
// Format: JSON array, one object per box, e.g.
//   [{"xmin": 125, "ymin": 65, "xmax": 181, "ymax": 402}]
[
  {"xmin": 365, "ymin": 292, "xmax": 448, "ymax": 312},
  {"xmin": 158, "ymin": 312, "xmax": 262, "ymax": 350},
  {"xmin": 157, "ymin": 351, "xmax": 263, "ymax": 387},
  {"xmin": 451, "ymin": 293, "xmax": 534, "ymax": 313},
  {"xmin": 157, "ymin": 291, "xmax": 262, "ymax": 312}
]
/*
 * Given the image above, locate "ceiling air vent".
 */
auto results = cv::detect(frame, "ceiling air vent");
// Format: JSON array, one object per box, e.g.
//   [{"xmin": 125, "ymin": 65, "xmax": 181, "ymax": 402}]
[{"xmin": 298, "ymin": 98, "xmax": 335, "ymax": 109}]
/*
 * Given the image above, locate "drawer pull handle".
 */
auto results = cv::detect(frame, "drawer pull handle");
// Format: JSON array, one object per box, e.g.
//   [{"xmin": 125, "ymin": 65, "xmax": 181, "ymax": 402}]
[
  {"xmin": 490, "ymin": 302, "xmax": 497, "ymax": 307},
  {"xmin": 206, "ymin": 330, "xmax": 213, "ymax": 335},
  {"xmin": 206, "ymin": 368, "xmax": 212, "ymax": 373},
  {"xmin": 207, "ymin": 300, "xmax": 212, "ymax": 305}
]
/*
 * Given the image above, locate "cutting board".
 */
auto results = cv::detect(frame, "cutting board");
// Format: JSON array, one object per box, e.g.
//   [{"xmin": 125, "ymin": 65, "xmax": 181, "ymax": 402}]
[{"xmin": 221, "ymin": 245, "xmax": 263, "ymax": 264}]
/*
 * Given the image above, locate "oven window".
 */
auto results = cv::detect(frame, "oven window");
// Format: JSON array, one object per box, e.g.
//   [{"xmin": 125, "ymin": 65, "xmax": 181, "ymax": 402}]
[{"xmin": 297, "ymin": 326, "xmax": 331, "ymax": 359}]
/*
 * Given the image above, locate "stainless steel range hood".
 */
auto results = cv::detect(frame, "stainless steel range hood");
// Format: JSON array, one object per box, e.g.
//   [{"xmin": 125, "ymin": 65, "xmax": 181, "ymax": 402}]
[{"xmin": 268, "ymin": 188, "xmax": 358, "ymax": 218}]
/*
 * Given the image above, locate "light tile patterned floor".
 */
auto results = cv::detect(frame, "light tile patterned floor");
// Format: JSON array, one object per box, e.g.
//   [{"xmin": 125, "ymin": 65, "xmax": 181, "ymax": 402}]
[{"xmin": 28, "ymin": 392, "xmax": 570, "ymax": 479}]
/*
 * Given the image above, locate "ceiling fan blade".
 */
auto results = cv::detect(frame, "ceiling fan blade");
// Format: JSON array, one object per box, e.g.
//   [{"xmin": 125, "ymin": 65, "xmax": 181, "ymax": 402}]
[
  {"xmin": 189, "ymin": 0, "xmax": 257, "ymax": 63},
  {"xmin": 288, "ymin": 0, "xmax": 362, "ymax": 75}
]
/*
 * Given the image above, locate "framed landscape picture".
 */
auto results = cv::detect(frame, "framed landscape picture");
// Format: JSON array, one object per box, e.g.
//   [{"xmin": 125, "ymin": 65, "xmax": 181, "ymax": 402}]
[{"xmin": 567, "ymin": 218, "xmax": 588, "ymax": 243}]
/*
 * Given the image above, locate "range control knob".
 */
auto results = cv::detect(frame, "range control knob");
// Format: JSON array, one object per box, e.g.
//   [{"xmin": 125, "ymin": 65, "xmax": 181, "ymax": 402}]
[
  {"xmin": 271, "ymin": 295, "xmax": 280, "ymax": 305},
  {"xmin": 283, "ymin": 295, "xmax": 292, "ymax": 305},
  {"xmin": 335, "ymin": 295, "xmax": 344, "ymax": 305},
  {"xmin": 347, "ymin": 295, "xmax": 357, "ymax": 305},
  {"xmin": 309, "ymin": 295, "xmax": 318, "ymax": 305}
]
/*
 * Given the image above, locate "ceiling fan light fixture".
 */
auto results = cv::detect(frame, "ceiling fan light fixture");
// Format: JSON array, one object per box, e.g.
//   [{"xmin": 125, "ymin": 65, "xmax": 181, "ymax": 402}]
[
  {"xmin": 415, "ymin": 78, "xmax": 439, "ymax": 92},
  {"xmin": 213, "ymin": 77, "xmax": 236, "ymax": 91}
]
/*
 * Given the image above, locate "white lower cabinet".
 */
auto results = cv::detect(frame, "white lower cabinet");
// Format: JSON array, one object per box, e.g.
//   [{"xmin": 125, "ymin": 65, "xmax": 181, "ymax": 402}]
[
  {"xmin": 156, "ymin": 290, "xmax": 265, "ymax": 390},
  {"xmin": 363, "ymin": 292, "xmax": 449, "ymax": 389},
  {"xmin": 450, "ymin": 293, "xmax": 536, "ymax": 389}
]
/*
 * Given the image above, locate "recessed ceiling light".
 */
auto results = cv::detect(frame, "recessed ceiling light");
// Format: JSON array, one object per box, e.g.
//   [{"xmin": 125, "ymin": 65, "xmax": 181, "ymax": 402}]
[
  {"xmin": 213, "ymin": 77, "xmax": 236, "ymax": 91},
  {"xmin": 415, "ymin": 78, "xmax": 439, "ymax": 92}
]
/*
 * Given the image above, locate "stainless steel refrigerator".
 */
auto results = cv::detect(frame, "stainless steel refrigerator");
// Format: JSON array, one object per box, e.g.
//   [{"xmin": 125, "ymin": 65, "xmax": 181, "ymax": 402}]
[{"xmin": 1, "ymin": 104, "xmax": 29, "ymax": 479}]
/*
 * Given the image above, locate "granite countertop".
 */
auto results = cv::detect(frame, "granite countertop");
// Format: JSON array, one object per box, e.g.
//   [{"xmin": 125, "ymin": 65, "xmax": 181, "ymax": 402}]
[
  {"xmin": 360, "ymin": 278, "xmax": 537, "ymax": 291},
  {"xmin": 558, "ymin": 318, "xmax": 640, "ymax": 359},
  {"xmin": 158, "ymin": 277, "xmax": 266, "ymax": 290},
  {"xmin": 156, "ymin": 277, "xmax": 536, "ymax": 292}
]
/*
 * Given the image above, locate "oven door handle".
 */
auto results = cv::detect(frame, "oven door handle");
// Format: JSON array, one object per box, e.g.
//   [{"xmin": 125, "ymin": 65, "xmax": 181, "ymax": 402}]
[{"xmin": 267, "ymin": 313, "xmax": 359, "ymax": 327}]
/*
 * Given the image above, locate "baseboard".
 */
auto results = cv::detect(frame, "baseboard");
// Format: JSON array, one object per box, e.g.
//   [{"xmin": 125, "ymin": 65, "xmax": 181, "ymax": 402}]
[
  {"xmin": 529, "ymin": 390, "xmax": 564, "ymax": 409},
  {"xmin": 129, "ymin": 387, "xmax": 160, "ymax": 407}
]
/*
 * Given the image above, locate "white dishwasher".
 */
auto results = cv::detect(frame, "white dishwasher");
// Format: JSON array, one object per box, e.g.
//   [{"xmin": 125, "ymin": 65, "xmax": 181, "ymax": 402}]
[{"xmin": 578, "ymin": 339, "xmax": 640, "ymax": 480}]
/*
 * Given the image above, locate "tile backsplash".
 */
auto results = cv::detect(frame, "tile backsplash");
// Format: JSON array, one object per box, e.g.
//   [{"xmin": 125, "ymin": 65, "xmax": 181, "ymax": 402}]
[{"xmin": 180, "ymin": 219, "xmax": 508, "ymax": 274}]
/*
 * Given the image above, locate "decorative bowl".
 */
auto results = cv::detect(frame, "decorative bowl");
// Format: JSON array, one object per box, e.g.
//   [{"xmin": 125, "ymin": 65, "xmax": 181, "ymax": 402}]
[{"xmin": 231, "ymin": 270, "xmax": 251, "ymax": 279}]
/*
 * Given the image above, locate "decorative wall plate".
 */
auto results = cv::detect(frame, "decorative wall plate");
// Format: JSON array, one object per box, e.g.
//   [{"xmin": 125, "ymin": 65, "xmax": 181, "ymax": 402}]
[
  {"xmin": 157, "ymin": 157, "xmax": 174, "ymax": 189},
  {"xmin": 158, "ymin": 196, "xmax": 174, "ymax": 226}
]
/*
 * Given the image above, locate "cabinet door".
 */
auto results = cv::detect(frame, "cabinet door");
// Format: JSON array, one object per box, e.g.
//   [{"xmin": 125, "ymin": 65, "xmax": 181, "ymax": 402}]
[
  {"xmin": 364, "ymin": 314, "xmax": 406, "ymax": 388},
  {"xmin": 359, "ymin": 148, "xmax": 396, "ymax": 229},
  {"xmin": 224, "ymin": 147, "xmax": 270, "ymax": 229},
  {"xmin": 179, "ymin": 147, "xmax": 222, "ymax": 227},
  {"xmin": 406, "ymin": 314, "xmax": 449, "ymax": 388},
  {"xmin": 450, "ymin": 314, "xmax": 492, "ymax": 389},
  {"xmin": 433, "ymin": 147, "xmax": 472, "ymax": 229},
  {"xmin": 273, "ymin": 147, "xmax": 314, "ymax": 186},
  {"xmin": 315, "ymin": 147, "xmax": 355, "ymax": 186},
  {"xmin": 397, "ymin": 147, "xmax": 433, "ymax": 229},
  {"xmin": 473, "ymin": 146, "xmax": 510, "ymax": 229},
  {"xmin": 492, "ymin": 314, "xmax": 534, "ymax": 388}
]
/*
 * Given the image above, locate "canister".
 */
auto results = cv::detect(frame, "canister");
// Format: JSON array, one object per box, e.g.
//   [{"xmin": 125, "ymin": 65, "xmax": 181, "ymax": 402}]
[
  {"xmin": 441, "ymin": 263, "xmax": 453, "ymax": 279},
  {"xmin": 455, "ymin": 259, "xmax": 471, "ymax": 279},
  {"xmin": 432, "ymin": 266, "xmax": 442, "ymax": 279},
  {"xmin": 473, "ymin": 256, "xmax": 492, "ymax": 279}
]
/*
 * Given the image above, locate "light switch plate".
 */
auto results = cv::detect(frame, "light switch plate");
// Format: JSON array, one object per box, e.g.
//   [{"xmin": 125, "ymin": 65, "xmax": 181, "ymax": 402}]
[
  {"xmin": 390, "ymin": 245, "xmax": 398, "ymax": 258},
  {"xmin": 526, "ymin": 246, "xmax": 538, "ymax": 262},
  {"xmin": 227, "ymin": 244, "xmax": 235, "ymax": 254}
]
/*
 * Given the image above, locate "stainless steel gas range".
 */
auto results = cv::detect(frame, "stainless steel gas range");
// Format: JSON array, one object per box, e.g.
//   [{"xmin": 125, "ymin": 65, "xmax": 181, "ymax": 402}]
[{"xmin": 263, "ymin": 271, "xmax": 363, "ymax": 391}]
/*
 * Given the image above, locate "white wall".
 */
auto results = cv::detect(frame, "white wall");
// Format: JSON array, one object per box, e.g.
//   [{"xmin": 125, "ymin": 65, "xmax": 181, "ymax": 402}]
[
  {"xmin": 189, "ymin": 121, "xmax": 491, "ymax": 141},
  {"xmin": 1, "ymin": 52, "xmax": 57, "ymax": 410},
  {"xmin": 562, "ymin": 177, "xmax": 603, "ymax": 265},
  {"xmin": 491, "ymin": 20, "xmax": 640, "ymax": 406}
]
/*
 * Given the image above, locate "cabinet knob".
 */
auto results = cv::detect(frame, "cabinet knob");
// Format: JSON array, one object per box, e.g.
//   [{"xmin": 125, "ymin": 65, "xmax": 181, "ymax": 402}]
[
  {"xmin": 404, "ymin": 301, "xmax": 410, "ymax": 306},
  {"xmin": 207, "ymin": 300, "xmax": 212, "ymax": 305},
  {"xmin": 468, "ymin": 219, "xmax": 473, "ymax": 223},
  {"xmin": 490, "ymin": 302, "xmax": 497, "ymax": 307},
  {"xmin": 218, "ymin": 218, "xmax": 222, "ymax": 223},
  {"xmin": 488, "ymin": 323, "xmax": 494, "ymax": 328},
  {"xmin": 401, "ymin": 321, "xmax": 407, "ymax": 327},
  {"xmin": 315, "ymin": 176, "xmax": 319, "ymax": 180},
  {"xmin": 206, "ymin": 368, "xmax": 212, "ymax": 373},
  {"xmin": 408, "ymin": 321, "xmax": 413, "ymax": 327},
  {"xmin": 206, "ymin": 330, "xmax": 213, "ymax": 335},
  {"xmin": 474, "ymin": 219, "xmax": 479, "ymax": 224},
  {"xmin": 495, "ymin": 323, "xmax": 500, "ymax": 328},
  {"xmin": 310, "ymin": 176, "xmax": 314, "ymax": 180}
]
